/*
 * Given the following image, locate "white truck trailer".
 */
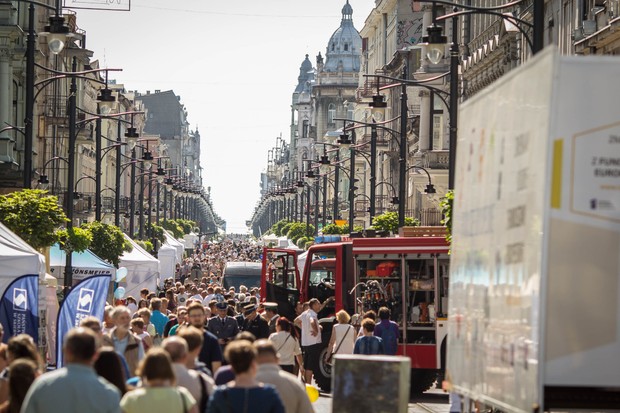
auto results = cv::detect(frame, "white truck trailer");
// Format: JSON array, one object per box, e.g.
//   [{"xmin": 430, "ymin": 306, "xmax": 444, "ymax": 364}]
[{"xmin": 447, "ymin": 48, "xmax": 620, "ymax": 412}]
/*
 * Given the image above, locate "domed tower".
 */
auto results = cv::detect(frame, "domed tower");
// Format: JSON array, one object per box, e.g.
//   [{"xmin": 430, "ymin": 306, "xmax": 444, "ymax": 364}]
[
  {"xmin": 295, "ymin": 54, "xmax": 314, "ymax": 93},
  {"xmin": 323, "ymin": 0, "xmax": 362, "ymax": 73}
]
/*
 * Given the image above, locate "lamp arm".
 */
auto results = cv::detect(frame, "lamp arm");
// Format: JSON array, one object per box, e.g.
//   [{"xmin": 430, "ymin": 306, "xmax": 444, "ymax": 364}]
[{"xmin": 428, "ymin": 0, "xmax": 530, "ymax": 15}]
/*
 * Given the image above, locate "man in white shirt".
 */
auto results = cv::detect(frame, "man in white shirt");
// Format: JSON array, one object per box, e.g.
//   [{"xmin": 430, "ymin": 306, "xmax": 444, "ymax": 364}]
[{"xmin": 295, "ymin": 298, "xmax": 322, "ymax": 385}]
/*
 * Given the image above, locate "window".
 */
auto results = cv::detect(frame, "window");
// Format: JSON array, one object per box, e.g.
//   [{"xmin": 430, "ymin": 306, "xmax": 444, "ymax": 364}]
[
  {"xmin": 347, "ymin": 108, "xmax": 354, "ymax": 120},
  {"xmin": 328, "ymin": 104, "xmax": 336, "ymax": 124},
  {"xmin": 433, "ymin": 114, "xmax": 443, "ymax": 150},
  {"xmin": 302, "ymin": 120, "xmax": 309, "ymax": 138},
  {"xmin": 344, "ymin": 43, "xmax": 349, "ymax": 51}
]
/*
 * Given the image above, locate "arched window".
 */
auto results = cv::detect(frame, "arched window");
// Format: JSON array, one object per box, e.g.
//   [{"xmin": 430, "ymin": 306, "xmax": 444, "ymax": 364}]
[
  {"xmin": 331, "ymin": 43, "xmax": 335, "ymax": 51},
  {"xmin": 328, "ymin": 104, "xmax": 336, "ymax": 124},
  {"xmin": 344, "ymin": 43, "xmax": 349, "ymax": 51}
]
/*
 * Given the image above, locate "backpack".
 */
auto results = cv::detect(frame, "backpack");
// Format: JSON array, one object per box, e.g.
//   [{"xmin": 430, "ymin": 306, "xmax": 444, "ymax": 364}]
[{"xmin": 377, "ymin": 321, "xmax": 398, "ymax": 355}]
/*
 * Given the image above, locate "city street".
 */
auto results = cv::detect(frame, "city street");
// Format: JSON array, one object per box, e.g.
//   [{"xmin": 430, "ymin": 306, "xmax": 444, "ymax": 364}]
[{"xmin": 313, "ymin": 388, "xmax": 451, "ymax": 413}]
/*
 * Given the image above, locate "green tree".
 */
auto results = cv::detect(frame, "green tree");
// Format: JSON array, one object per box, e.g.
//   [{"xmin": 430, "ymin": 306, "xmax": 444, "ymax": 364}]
[
  {"xmin": 322, "ymin": 223, "xmax": 348, "ymax": 235},
  {"xmin": 175, "ymin": 219, "xmax": 196, "ymax": 235},
  {"xmin": 81, "ymin": 222, "xmax": 132, "ymax": 267},
  {"xmin": 57, "ymin": 227, "xmax": 92, "ymax": 253},
  {"xmin": 136, "ymin": 240, "xmax": 154, "ymax": 253},
  {"xmin": 149, "ymin": 223, "xmax": 165, "ymax": 243},
  {"xmin": 0, "ymin": 189, "xmax": 68, "ymax": 249},
  {"xmin": 286, "ymin": 223, "xmax": 315, "ymax": 245},
  {"xmin": 160, "ymin": 219, "xmax": 184, "ymax": 239},
  {"xmin": 440, "ymin": 190, "xmax": 454, "ymax": 244},
  {"xmin": 371, "ymin": 211, "xmax": 419, "ymax": 233},
  {"xmin": 271, "ymin": 220, "xmax": 290, "ymax": 237}
]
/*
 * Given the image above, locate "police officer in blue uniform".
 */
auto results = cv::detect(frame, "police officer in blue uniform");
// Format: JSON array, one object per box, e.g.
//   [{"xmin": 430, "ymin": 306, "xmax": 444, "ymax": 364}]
[{"xmin": 207, "ymin": 301, "xmax": 239, "ymax": 347}]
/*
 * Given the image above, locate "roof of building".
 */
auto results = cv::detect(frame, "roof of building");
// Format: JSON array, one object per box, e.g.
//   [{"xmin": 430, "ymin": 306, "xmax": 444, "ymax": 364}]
[
  {"xmin": 295, "ymin": 54, "xmax": 314, "ymax": 93},
  {"xmin": 136, "ymin": 90, "xmax": 185, "ymax": 138},
  {"xmin": 324, "ymin": 0, "xmax": 362, "ymax": 73}
]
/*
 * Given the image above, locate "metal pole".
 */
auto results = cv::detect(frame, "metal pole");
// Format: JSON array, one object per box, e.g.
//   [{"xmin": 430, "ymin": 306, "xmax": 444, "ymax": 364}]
[
  {"xmin": 95, "ymin": 113, "xmax": 102, "ymax": 221},
  {"xmin": 129, "ymin": 150, "xmax": 136, "ymax": 236},
  {"xmin": 114, "ymin": 120, "xmax": 121, "ymax": 226},
  {"xmin": 398, "ymin": 66, "xmax": 408, "ymax": 229},
  {"xmin": 139, "ymin": 172, "xmax": 144, "ymax": 239},
  {"xmin": 163, "ymin": 187, "xmax": 167, "ymax": 222},
  {"xmin": 533, "ymin": 0, "xmax": 544, "ymax": 54},
  {"xmin": 369, "ymin": 123, "xmax": 377, "ymax": 220},
  {"xmin": 24, "ymin": 4, "xmax": 35, "ymax": 189},
  {"xmin": 156, "ymin": 182, "xmax": 160, "ymax": 223},
  {"xmin": 333, "ymin": 154, "xmax": 339, "ymax": 220},
  {"xmin": 314, "ymin": 178, "xmax": 319, "ymax": 236},
  {"xmin": 448, "ymin": 13, "xmax": 459, "ymax": 190},
  {"xmin": 348, "ymin": 133, "xmax": 356, "ymax": 231},
  {"xmin": 147, "ymin": 172, "xmax": 153, "ymax": 242},
  {"xmin": 305, "ymin": 187, "xmax": 311, "ymax": 237},
  {"xmin": 64, "ymin": 57, "xmax": 77, "ymax": 290},
  {"xmin": 322, "ymin": 175, "xmax": 327, "ymax": 227}
]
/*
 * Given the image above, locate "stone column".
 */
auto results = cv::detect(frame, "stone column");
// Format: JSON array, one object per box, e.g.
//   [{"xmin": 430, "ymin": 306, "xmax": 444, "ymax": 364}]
[{"xmin": 418, "ymin": 90, "xmax": 431, "ymax": 152}]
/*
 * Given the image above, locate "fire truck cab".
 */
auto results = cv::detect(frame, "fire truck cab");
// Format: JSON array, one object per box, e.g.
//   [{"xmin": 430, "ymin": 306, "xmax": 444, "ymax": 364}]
[{"xmin": 261, "ymin": 229, "xmax": 449, "ymax": 394}]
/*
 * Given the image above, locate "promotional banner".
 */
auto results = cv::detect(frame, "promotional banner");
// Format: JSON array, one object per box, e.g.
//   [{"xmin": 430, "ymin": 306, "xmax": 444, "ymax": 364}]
[
  {"xmin": 56, "ymin": 275, "xmax": 110, "ymax": 367},
  {"xmin": 0, "ymin": 275, "xmax": 39, "ymax": 343}
]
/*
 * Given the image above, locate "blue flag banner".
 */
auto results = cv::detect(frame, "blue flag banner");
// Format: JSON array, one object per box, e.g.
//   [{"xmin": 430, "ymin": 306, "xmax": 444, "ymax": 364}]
[
  {"xmin": 0, "ymin": 275, "xmax": 39, "ymax": 343},
  {"xmin": 56, "ymin": 275, "xmax": 110, "ymax": 367}
]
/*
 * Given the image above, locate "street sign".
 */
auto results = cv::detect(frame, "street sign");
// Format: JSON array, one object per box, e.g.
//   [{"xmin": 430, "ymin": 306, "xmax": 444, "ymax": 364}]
[{"xmin": 63, "ymin": 0, "xmax": 131, "ymax": 11}]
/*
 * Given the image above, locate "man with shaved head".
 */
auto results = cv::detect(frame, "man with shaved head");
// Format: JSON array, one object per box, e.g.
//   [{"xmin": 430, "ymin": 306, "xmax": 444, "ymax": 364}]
[{"xmin": 163, "ymin": 336, "xmax": 213, "ymax": 413}]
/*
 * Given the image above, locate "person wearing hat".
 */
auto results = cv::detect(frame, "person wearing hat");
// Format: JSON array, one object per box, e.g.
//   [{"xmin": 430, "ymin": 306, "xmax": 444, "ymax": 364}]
[
  {"xmin": 206, "ymin": 302, "xmax": 239, "ymax": 348},
  {"xmin": 241, "ymin": 303, "xmax": 270, "ymax": 340},
  {"xmin": 263, "ymin": 302, "xmax": 280, "ymax": 335}
]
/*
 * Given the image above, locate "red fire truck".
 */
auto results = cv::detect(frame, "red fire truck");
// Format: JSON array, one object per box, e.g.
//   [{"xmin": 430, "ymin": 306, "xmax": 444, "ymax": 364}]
[{"xmin": 261, "ymin": 228, "xmax": 450, "ymax": 394}]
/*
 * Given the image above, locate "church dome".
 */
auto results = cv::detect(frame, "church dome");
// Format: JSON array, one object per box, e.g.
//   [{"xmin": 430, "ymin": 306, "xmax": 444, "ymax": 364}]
[{"xmin": 324, "ymin": 1, "xmax": 362, "ymax": 73}]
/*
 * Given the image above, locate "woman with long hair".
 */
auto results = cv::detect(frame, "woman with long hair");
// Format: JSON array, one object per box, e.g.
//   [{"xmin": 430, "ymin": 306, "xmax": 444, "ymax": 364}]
[
  {"xmin": 268, "ymin": 317, "xmax": 303, "ymax": 375},
  {"xmin": 207, "ymin": 341, "xmax": 284, "ymax": 413},
  {"xmin": 120, "ymin": 348, "xmax": 197, "ymax": 413},
  {"xmin": 0, "ymin": 335, "xmax": 42, "ymax": 404},
  {"xmin": 0, "ymin": 359, "xmax": 38, "ymax": 413},
  {"xmin": 94, "ymin": 347, "xmax": 128, "ymax": 395}
]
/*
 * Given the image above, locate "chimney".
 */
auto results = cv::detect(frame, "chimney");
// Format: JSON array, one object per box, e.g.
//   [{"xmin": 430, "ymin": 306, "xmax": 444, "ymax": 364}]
[
  {"xmin": 155, "ymin": 90, "xmax": 160, "ymax": 93},
  {"xmin": 146, "ymin": 90, "xmax": 150, "ymax": 95}
]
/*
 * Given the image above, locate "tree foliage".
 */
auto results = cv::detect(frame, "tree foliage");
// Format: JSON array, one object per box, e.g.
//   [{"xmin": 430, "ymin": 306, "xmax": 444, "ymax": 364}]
[
  {"xmin": 271, "ymin": 220, "xmax": 290, "ymax": 237},
  {"xmin": 322, "ymin": 223, "xmax": 349, "ymax": 235},
  {"xmin": 57, "ymin": 227, "xmax": 92, "ymax": 253},
  {"xmin": 159, "ymin": 219, "xmax": 184, "ymax": 239},
  {"xmin": 149, "ymin": 224, "xmax": 165, "ymax": 243},
  {"xmin": 371, "ymin": 211, "xmax": 419, "ymax": 233},
  {"xmin": 286, "ymin": 222, "xmax": 315, "ymax": 245},
  {"xmin": 81, "ymin": 222, "xmax": 132, "ymax": 267},
  {"xmin": 136, "ymin": 240, "xmax": 154, "ymax": 253},
  {"xmin": 0, "ymin": 189, "xmax": 68, "ymax": 249},
  {"xmin": 440, "ymin": 190, "xmax": 454, "ymax": 244},
  {"xmin": 175, "ymin": 219, "xmax": 196, "ymax": 235}
]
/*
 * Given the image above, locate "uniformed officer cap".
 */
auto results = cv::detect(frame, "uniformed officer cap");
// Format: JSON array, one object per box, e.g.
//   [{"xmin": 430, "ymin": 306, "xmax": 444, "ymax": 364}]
[
  {"xmin": 243, "ymin": 304, "xmax": 257, "ymax": 314},
  {"xmin": 215, "ymin": 302, "xmax": 228, "ymax": 310},
  {"xmin": 263, "ymin": 302, "xmax": 278, "ymax": 311}
]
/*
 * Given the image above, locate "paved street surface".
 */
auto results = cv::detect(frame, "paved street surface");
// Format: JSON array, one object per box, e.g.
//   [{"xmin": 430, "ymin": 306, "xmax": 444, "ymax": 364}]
[{"xmin": 313, "ymin": 386, "xmax": 451, "ymax": 413}]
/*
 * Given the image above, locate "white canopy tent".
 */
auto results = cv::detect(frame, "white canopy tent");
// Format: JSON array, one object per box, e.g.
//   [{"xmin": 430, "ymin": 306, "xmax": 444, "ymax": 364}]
[
  {"xmin": 183, "ymin": 232, "xmax": 199, "ymax": 250},
  {"xmin": 119, "ymin": 235, "xmax": 160, "ymax": 298},
  {"xmin": 163, "ymin": 231, "xmax": 184, "ymax": 263},
  {"xmin": 0, "ymin": 223, "xmax": 47, "ymax": 347},
  {"xmin": 158, "ymin": 243, "xmax": 177, "ymax": 279}
]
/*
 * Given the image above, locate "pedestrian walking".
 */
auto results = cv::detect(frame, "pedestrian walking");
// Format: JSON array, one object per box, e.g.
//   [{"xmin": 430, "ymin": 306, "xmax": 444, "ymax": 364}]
[
  {"xmin": 326, "ymin": 309, "xmax": 355, "ymax": 363},
  {"xmin": 268, "ymin": 317, "xmax": 303, "ymax": 375},
  {"xmin": 373, "ymin": 307, "xmax": 399, "ymax": 355},
  {"xmin": 254, "ymin": 340, "xmax": 314, "ymax": 413},
  {"xmin": 353, "ymin": 318, "xmax": 385, "ymax": 355},
  {"xmin": 120, "ymin": 348, "xmax": 197, "ymax": 413},
  {"xmin": 21, "ymin": 328, "xmax": 121, "ymax": 413}
]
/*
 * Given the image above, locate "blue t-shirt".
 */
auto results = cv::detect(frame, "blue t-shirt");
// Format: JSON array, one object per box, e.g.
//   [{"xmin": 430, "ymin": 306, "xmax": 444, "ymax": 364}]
[
  {"xmin": 207, "ymin": 385, "xmax": 284, "ymax": 413},
  {"xmin": 354, "ymin": 335, "xmax": 385, "ymax": 355},
  {"xmin": 374, "ymin": 319, "xmax": 399, "ymax": 355}
]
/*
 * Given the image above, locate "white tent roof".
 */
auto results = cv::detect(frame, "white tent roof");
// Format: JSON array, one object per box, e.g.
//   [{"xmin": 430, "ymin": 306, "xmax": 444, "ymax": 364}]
[
  {"xmin": 158, "ymin": 243, "xmax": 177, "ymax": 278},
  {"xmin": 0, "ymin": 223, "xmax": 46, "ymax": 290},
  {"xmin": 163, "ymin": 231, "xmax": 183, "ymax": 263},
  {"xmin": 119, "ymin": 235, "xmax": 160, "ymax": 297}
]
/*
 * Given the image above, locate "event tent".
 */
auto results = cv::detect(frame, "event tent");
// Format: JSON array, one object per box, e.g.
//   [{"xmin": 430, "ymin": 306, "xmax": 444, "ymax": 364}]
[
  {"xmin": 49, "ymin": 244, "xmax": 116, "ymax": 282},
  {"xmin": 163, "ymin": 231, "xmax": 184, "ymax": 263},
  {"xmin": 0, "ymin": 222, "xmax": 46, "ymax": 343},
  {"xmin": 119, "ymin": 235, "xmax": 160, "ymax": 297},
  {"xmin": 158, "ymin": 243, "xmax": 177, "ymax": 279}
]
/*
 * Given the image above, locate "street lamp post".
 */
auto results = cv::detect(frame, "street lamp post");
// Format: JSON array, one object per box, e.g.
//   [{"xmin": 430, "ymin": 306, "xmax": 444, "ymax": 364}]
[
  {"xmin": 398, "ymin": 66, "xmax": 408, "ymax": 229},
  {"xmin": 64, "ymin": 57, "xmax": 77, "ymax": 289}
]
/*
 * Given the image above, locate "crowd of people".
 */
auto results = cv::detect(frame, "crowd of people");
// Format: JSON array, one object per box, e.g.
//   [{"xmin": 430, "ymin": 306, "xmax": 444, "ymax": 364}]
[{"xmin": 0, "ymin": 238, "xmax": 401, "ymax": 413}]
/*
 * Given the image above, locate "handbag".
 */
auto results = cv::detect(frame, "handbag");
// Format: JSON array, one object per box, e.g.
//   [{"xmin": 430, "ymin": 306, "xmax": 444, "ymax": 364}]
[{"xmin": 326, "ymin": 324, "xmax": 352, "ymax": 365}]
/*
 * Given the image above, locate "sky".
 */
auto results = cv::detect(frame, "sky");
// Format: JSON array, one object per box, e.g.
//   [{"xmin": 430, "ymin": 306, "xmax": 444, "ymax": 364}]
[{"xmin": 71, "ymin": 0, "xmax": 375, "ymax": 233}]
